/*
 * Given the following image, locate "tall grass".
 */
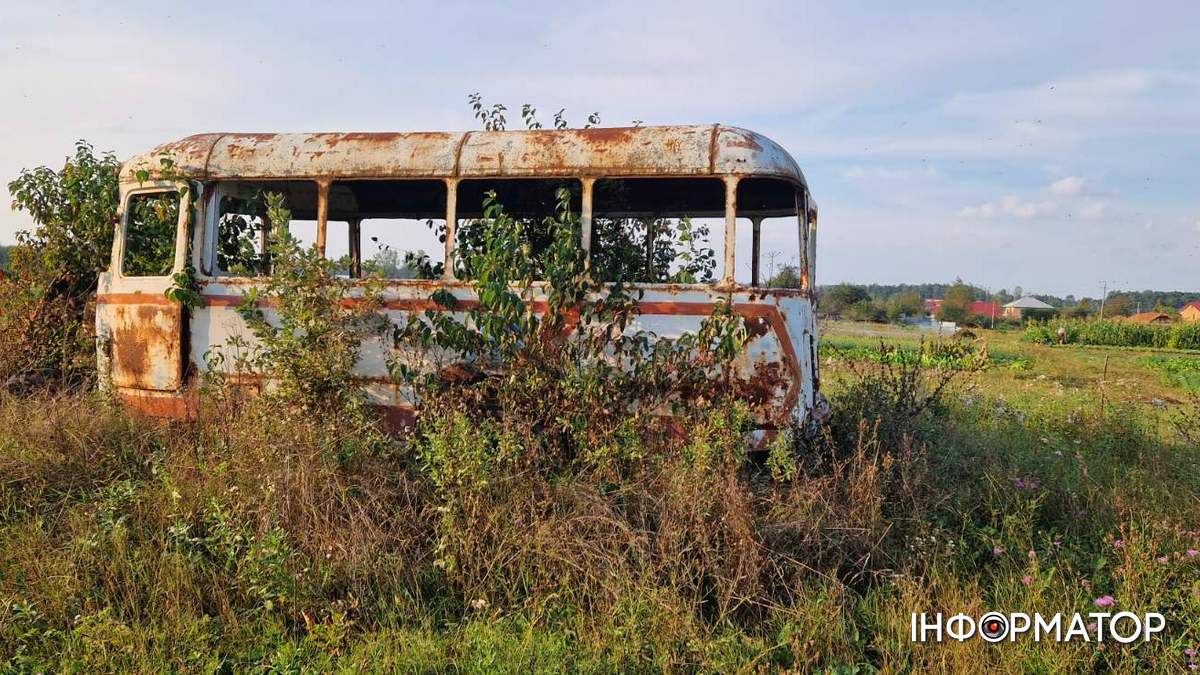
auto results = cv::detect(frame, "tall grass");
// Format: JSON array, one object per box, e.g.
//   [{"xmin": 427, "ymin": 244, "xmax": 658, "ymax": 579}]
[{"xmin": 3, "ymin": 357, "xmax": 1198, "ymax": 670}]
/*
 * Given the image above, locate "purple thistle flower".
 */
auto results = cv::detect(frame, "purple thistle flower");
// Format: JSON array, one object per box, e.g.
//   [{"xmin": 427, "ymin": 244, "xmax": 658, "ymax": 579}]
[{"xmin": 1094, "ymin": 595, "xmax": 1115, "ymax": 608}]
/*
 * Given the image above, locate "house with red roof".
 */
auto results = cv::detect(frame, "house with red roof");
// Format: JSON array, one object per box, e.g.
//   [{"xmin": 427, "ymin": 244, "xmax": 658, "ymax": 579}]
[{"xmin": 1182, "ymin": 301, "xmax": 1200, "ymax": 323}]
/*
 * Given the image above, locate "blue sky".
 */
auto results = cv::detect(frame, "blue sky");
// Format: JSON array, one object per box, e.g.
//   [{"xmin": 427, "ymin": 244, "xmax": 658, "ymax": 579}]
[{"xmin": 2, "ymin": 0, "xmax": 1197, "ymax": 296}]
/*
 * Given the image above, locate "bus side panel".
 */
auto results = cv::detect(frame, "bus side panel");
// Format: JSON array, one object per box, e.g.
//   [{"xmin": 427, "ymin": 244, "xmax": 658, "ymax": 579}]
[{"xmin": 189, "ymin": 283, "xmax": 815, "ymax": 429}]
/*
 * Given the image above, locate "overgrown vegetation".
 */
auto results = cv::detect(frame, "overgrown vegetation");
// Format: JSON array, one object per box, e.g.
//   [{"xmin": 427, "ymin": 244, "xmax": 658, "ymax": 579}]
[
  {"xmin": 1026, "ymin": 318, "xmax": 1200, "ymax": 350},
  {"xmin": 1143, "ymin": 355, "xmax": 1200, "ymax": 391},
  {"xmin": 4, "ymin": 326, "xmax": 1199, "ymax": 669},
  {"xmin": 1, "ymin": 141, "xmax": 119, "ymax": 390}
]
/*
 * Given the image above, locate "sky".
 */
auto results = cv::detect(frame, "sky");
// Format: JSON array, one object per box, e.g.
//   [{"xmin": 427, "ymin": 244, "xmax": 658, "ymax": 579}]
[{"xmin": 1, "ymin": 0, "xmax": 1198, "ymax": 297}]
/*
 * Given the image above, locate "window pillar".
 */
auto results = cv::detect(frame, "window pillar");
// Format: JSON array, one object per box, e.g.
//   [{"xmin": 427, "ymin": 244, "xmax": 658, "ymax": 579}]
[
  {"xmin": 348, "ymin": 218, "xmax": 362, "ymax": 278},
  {"xmin": 722, "ymin": 176, "xmax": 739, "ymax": 285},
  {"xmin": 750, "ymin": 216, "xmax": 762, "ymax": 287},
  {"xmin": 315, "ymin": 179, "xmax": 330, "ymax": 258},
  {"xmin": 580, "ymin": 177, "xmax": 595, "ymax": 266},
  {"xmin": 444, "ymin": 179, "xmax": 458, "ymax": 280}
]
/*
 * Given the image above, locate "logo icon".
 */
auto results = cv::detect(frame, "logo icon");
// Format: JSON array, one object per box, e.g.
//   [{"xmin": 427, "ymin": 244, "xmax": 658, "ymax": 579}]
[{"xmin": 979, "ymin": 612, "xmax": 1009, "ymax": 642}]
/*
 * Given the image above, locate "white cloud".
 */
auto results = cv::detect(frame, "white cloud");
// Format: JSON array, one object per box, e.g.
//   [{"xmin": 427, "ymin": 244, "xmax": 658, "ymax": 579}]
[
  {"xmin": 1048, "ymin": 176, "xmax": 1087, "ymax": 196},
  {"xmin": 1079, "ymin": 202, "xmax": 1107, "ymax": 219},
  {"xmin": 961, "ymin": 196, "xmax": 1049, "ymax": 219},
  {"xmin": 960, "ymin": 203, "xmax": 997, "ymax": 219}
]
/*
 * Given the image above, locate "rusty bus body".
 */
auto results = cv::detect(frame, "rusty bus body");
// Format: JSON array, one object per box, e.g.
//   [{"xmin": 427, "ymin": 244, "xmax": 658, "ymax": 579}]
[{"xmin": 97, "ymin": 125, "xmax": 825, "ymax": 433}]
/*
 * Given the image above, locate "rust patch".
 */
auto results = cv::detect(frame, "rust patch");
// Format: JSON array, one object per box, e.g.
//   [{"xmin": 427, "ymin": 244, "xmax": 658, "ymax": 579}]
[
  {"xmin": 744, "ymin": 314, "xmax": 772, "ymax": 339},
  {"xmin": 741, "ymin": 361, "xmax": 788, "ymax": 409},
  {"xmin": 118, "ymin": 390, "xmax": 195, "ymax": 419},
  {"xmin": 113, "ymin": 325, "xmax": 150, "ymax": 384},
  {"xmin": 722, "ymin": 129, "xmax": 764, "ymax": 152},
  {"xmin": 581, "ymin": 126, "xmax": 637, "ymax": 144},
  {"xmin": 106, "ymin": 299, "xmax": 183, "ymax": 391}
]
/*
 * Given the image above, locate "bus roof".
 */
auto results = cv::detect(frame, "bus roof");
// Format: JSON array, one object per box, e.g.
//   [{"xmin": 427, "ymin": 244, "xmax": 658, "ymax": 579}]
[{"xmin": 120, "ymin": 125, "xmax": 807, "ymax": 189}]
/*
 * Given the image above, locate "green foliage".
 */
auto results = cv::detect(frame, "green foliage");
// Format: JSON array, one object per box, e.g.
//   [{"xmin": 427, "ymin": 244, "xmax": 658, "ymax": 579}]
[
  {"xmin": 7, "ymin": 141, "xmax": 120, "ymax": 287},
  {"xmin": 825, "ymin": 340, "xmax": 970, "ymax": 450},
  {"xmin": 842, "ymin": 298, "xmax": 885, "ymax": 322},
  {"xmin": 1142, "ymin": 355, "xmax": 1200, "ymax": 391},
  {"xmin": 822, "ymin": 338, "xmax": 990, "ymax": 371},
  {"xmin": 396, "ymin": 188, "xmax": 746, "ymax": 474},
  {"xmin": 2, "ymin": 141, "xmax": 121, "ymax": 387},
  {"xmin": 938, "ymin": 279, "xmax": 975, "ymax": 322},
  {"xmin": 820, "ymin": 283, "xmax": 871, "ymax": 316},
  {"xmin": 885, "ymin": 290, "xmax": 923, "ymax": 321},
  {"xmin": 766, "ymin": 264, "xmax": 801, "ymax": 288},
  {"xmin": 1102, "ymin": 293, "xmax": 1133, "ymax": 317},
  {"xmin": 1025, "ymin": 319, "xmax": 1200, "ymax": 350},
  {"xmin": 219, "ymin": 192, "xmax": 390, "ymax": 425},
  {"xmin": 121, "ymin": 190, "xmax": 178, "ymax": 276}
]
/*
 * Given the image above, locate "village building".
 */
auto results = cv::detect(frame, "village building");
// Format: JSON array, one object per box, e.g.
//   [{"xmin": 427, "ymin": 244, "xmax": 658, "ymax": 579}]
[
  {"xmin": 1002, "ymin": 296, "xmax": 1055, "ymax": 319},
  {"xmin": 1182, "ymin": 301, "xmax": 1200, "ymax": 323},
  {"xmin": 1125, "ymin": 311, "xmax": 1173, "ymax": 325}
]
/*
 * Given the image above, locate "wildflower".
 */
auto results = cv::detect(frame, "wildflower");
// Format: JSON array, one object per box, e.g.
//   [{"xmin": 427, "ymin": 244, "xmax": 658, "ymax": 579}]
[
  {"xmin": 1112, "ymin": 539, "xmax": 1125, "ymax": 549},
  {"xmin": 1028, "ymin": 549, "xmax": 1037, "ymax": 560},
  {"xmin": 1188, "ymin": 549, "xmax": 1199, "ymax": 558},
  {"xmin": 1158, "ymin": 556, "xmax": 1170, "ymax": 564},
  {"xmin": 993, "ymin": 546, "xmax": 1005, "ymax": 557},
  {"xmin": 1054, "ymin": 450, "xmax": 1063, "ymax": 456},
  {"xmin": 1186, "ymin": 647, "xmax": 1197, "ymax": 657},
  {"xmin": 471, "ymin": 598, "xmax": 489, "ymax": 610},
  {"xmin": 1094, "ymin": 595, "xmax": 1115, "ymax": 608},
  {"xmin": 1022, "ymin": 575, "xmax": 1033, "ymax": 586}
]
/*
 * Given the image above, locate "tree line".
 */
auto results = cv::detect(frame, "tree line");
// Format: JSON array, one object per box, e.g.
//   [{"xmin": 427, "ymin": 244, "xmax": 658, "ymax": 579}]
[{"xmin": 817, "ymin": 280, "xmax": 1200, "ymax": 324}]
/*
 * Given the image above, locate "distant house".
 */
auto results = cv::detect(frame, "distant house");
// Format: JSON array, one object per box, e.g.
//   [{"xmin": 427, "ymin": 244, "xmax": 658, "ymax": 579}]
[
  {"xmin": 922, "ymin": 299, "xmax": 999, "ymax": 320},
  {"xmin": 1126, "ymin": 311, "xmax": 1173, "ymax": 325},
  {"xmin": 1182, "ymin": 301, "xmax": 1200, "ymax": 323},
  {"xmin": 969, "ymin": 301, "xmax": 1000, "ymax": 320},
  {"xmin": 1002, "ymin": 296, "xmax": 1055, "ymax": 319}
]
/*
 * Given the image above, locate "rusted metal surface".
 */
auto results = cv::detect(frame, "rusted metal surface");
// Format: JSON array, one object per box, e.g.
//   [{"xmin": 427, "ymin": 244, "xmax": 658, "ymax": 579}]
[
  {"xmin": 119, "ymin": 126, "xmax": 807, "ymax": 190},
  {"xmin": 106, "ymin": 125, "xmax": 822, "ymax": 431},
  {"xmin": 97, "ymin": 294, "xmax": 184, "ymax": 391}
]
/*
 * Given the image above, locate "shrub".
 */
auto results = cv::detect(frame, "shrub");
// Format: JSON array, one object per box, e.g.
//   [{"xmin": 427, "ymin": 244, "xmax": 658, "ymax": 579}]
[{"xmin": 2, "ymin": 142, "xmax": 120, "ymax": 390}]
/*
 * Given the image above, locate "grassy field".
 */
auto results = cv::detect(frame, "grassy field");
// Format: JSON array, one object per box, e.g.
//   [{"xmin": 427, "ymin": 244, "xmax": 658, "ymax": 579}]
[{"xmin": 1, "ymin": 321, "xmax": 1198, "ymax": 672}]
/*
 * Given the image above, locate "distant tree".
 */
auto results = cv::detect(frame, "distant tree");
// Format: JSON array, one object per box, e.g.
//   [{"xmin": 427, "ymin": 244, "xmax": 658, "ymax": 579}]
[
  {"xmin": 0, "ymin": 244, "xmax": 11, "ymax": 270},
  {"xmin": 1013, "ymin": 285, "xmax": 1023, "ymax": 299},
  {"xmin": 939, "ymin": 280, "xmax": 975, "ymax": 322},
  {"xmin": 1103, "ymin": 294, "xmax": 1133, "ymax": 317},
  {"xmin": 1152, "ymin": 301, "xmax": 1178, "ymax": 316},
  {"xmin": 820, "ymin": 283, "xmax": 870, "ymax": 316},
  {"xmin": 843, "ymin": 298, "xmax": 885, "ymax": 322},
  {"xmin": 765, "ymin": 265, "xmax": 801, "ymax": 289},
  {"xmin": 886, "ymin": 291, "xmax": 923, "ymax": 321},
  {"xmin": 1061, "ymin": 300, "xmax": 1092, "ymax": 319}
]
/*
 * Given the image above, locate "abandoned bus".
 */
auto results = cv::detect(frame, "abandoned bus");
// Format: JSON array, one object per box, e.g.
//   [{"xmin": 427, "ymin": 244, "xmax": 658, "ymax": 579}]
[{"xmin": 97, "ymin": 125, "xmax": 826, "ymax": 433}]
